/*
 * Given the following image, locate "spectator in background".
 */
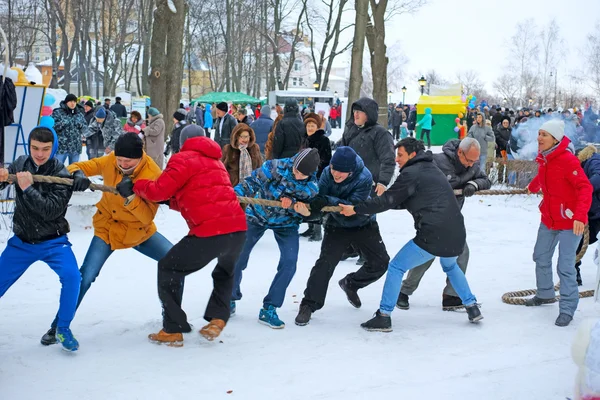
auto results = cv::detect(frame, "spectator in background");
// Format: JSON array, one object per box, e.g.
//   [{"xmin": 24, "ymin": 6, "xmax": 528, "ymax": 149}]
[
  {"xmin": 391, "ymin": 105, "xmax": 403, "ymax": 141},
  {"xmin": 195, "ymin": 104, "xmax": 204, "ymax": 128},
  {"xmin": 170, "ymin": 108, "xmax": 188, "ymax": 154},
  {"xmin": 415, "ymin": 107, "xmax": 433, "ymax": 149},
  {"xmin": 250, "ymin": 104, "xmax": 274, "ymax": 153},
  {"xmin": 491, "ymin": 107, "xmax": 504, "ymax": 129},
  {"xmin": 110, "ymin": 97, "xmax": 127, "ymax": 119},
  {"xmin": 318, "ymin": 110, "xmax": 332, "ymax": 137},
  {"xmin": 52, "ymin": 93, "xmax": 88, "ymax": 165},
  {"xmin": 83, "ymin": 100, "xmax": 103, "ymax": 160},
  {"xmin": 104, "ymin": 98, "xmax": 111, "ymax": 110},
  {"xmin": 204, "ymin": 104, "xmax": 213, "ymax": 138},
  {"xmin": 143, "ymin": 107, "xmax": 165, "ymax": 169},
  {"xmin": 272, "ymin": 100, "xmax": 305, "ymax": 159},
  {"xmin": 330, "ymin": 105, "xmax": 338, "ymax": 129},
  {"xmin": 221, "ymin": 123, "xmax": 263, "ymax": 187},
  {"xmin": 123, "ymin": 111, "xmax": 145, "ymax": 137},
  {"xmin": 215, "ymin": 102, "xmax": 238, "ymax": 148},
  {"xmin": 467, "ymin": 113, "xmax": 495, "ymax": 172}
]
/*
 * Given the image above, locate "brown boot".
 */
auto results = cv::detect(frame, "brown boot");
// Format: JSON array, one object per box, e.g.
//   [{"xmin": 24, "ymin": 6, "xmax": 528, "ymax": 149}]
[
  {"xmin": 199, "ymin": 319, "xmax": 226, "ymax": 341},
  {"xmin": 148, "ymin": 330, "xmax": 183, "ymax": 347}
]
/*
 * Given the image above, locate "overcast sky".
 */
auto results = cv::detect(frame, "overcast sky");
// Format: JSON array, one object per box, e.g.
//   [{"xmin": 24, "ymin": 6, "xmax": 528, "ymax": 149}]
[{"xmin": 334, "ymin": 0, "xmax": 599, "ymax": 102}]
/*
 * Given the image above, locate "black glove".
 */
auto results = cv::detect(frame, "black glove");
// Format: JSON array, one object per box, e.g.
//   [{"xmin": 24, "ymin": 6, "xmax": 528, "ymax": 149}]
[
  {"xmin": 116, "ymin": 176, "xmax": 135, "ymax": 198},
  {"xmin": 71, "ymin": 170, "xmax": 91, "ymax": 192},
  {"xmin": 462, "ymin": 183, "xmax": 476, "ymax": 197},
  {"xmin": 309, "ymin": 195, "xmax": 328, "ymax": 211}
]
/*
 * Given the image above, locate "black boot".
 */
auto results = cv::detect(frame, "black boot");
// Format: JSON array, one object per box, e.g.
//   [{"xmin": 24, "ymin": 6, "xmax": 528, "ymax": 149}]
[
  {"xmin": 525, "ymin": 296, "xmax": 556, "ymax": 306},
  {"xmin": 300, "ymin": 224, "xmax": 314, "ymax": 238},
  {"xmin": 442, "ymin": 294, "xmax": 463, "ymax": 310},
  {"xmin": 465, "ymin": 304, "xmax": 483, "ymax": 323},
  {"xmin": 575, "ymin": 261, "xmax": 583, "ymax": 286},
  {"xmin": 308, "ymin": 224, "xmax": 322, "ymax": 242},
  {"xmin": 40, "ymin": 327, "xmax": 57, "ymax": 346},
  {"xmin": 295, "ymin": 304, "xmax": 312, "ymax": 326},
  {"xmin": 396, "ymin": 292, "xmax": 410, "ymax": 310},
  {"xmin": 339, "ymin": 277, "xmax": 361, "ymax": 308},
  {"xmin": 361, "ymin": 310, "xmax": 392, "ymax": 332}
]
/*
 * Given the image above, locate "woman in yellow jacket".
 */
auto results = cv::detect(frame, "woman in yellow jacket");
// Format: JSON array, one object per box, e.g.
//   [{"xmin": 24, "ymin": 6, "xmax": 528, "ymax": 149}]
[{"xmin": 41, "ymin": 133, "xmax": 174, "ymax": 346}]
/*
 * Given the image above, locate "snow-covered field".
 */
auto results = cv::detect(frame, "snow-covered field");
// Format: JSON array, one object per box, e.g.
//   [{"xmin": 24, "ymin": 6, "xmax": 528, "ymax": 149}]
[{"xmin": 1, "ymin": 147, "xmax": 598, "ymax": 399}]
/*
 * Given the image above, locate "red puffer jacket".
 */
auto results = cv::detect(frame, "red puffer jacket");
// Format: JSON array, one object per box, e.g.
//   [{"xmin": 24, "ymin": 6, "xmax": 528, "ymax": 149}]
[
  {"xmin": 133, "ymin": 136, "xmax": 247, "ymax": 237},
  {"xmin": 528, "ymin": 136, "xmax": 592, "ymax": 231}
]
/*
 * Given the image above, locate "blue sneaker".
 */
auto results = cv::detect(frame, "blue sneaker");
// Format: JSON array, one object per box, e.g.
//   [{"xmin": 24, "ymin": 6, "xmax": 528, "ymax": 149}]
[
  {"xmin": 258, "ymin": 305, "xmax": 285, "ymax": 329},
  {"xmin": 56, "ymin": 327, "xmax": 79, "ymax": 352},
  {"xmin": 230, "ymin": 300, "xmax": 236, "ymax": 316}
]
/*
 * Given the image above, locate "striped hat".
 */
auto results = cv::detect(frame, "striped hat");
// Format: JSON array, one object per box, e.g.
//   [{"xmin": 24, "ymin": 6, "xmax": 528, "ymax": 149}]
[{"xmin": 293, "ymin": 148, "xmax": 320, "ymax": 176}]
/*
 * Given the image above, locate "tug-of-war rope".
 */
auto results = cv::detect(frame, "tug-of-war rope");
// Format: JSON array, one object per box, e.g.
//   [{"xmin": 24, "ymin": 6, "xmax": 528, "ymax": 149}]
[{"xmin": 6, "ymin": 174, "xmax": 594, "ymax": 304}]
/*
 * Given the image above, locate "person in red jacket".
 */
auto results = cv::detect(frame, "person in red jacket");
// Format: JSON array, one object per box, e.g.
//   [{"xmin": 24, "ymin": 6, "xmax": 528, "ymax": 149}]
[
  {"xmin": 122, "ymin": 133, "xmax": 248, "ymax": 346},
  {"xmin": 526, "ymin": 119, "xmax": 593, "ymax": 327}
]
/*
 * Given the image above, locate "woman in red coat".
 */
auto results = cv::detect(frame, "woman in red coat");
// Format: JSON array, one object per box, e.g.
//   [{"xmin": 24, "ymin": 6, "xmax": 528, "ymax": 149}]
[
  {"xmin": 526, "ymin": 119, "xmax": 592, "ymax": 327},
  {"xmin": 125, "ymin": 134, "xmax": 248, "ymax": 346}
]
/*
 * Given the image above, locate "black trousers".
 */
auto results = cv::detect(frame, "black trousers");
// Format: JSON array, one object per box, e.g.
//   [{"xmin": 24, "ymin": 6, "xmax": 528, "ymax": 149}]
[
  {"xmin": 158, "ymin": 232, "xmax": 246, "ymax": 333},
  {"xmin": 420, "ymin": 129, "xmax": 431, "ymax": 148},
  {"xmin": 392, "ymin": 126, "xmax": 401, "ymax": 140},
  {"xmin": 302, "ymin": 222, "xmax": 390, "ymax": 312}
]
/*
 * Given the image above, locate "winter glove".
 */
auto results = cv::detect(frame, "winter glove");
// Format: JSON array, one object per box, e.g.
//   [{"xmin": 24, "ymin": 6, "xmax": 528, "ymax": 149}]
[
  {"xmin": 309, "ymin": 195, "xmax": 328, "ymax": 211},
  {"xmin": 116, "ymin": 176, "xmax": 135, "ymax": 198},
  {"xmin": 71, "ymin": 170, "xmax": 91, "ymax": 192},
  {"xmin": 462, "ymin": 183, "xmax": 476, "ymax": 197}
]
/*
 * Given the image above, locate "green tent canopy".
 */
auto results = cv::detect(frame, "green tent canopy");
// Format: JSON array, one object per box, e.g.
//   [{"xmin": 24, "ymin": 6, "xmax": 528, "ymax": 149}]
[{"xmin": 191, "ymin": 92, "xmax": 261, "ymax": 105}]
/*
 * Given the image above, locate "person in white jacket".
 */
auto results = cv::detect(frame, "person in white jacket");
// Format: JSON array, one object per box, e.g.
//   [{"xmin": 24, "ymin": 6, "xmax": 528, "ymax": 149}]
[{"xmin": 467, "ymin": 113, "xmax": 495, "ymax": 172}]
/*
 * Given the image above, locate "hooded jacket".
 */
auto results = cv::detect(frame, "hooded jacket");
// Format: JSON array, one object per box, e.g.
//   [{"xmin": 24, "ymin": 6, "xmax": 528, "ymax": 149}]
[
  {"xmin": 234, "ymin": 155, "xmax": 319, "ymax": 228},
  {"xmin": 340, "ymin": 97, "xmax": 395, "ymax": 186},
  {"xmin": 52, "ymin": 101, "xmax": 88, "ymax": 154},
  {"xmin": 204, "ymin": 104, "xmax": 214, "ymax": 129},
  {"xmin": 272, "ymin": 100, "xmax": 305, "ymax": 159},
  {"xmin": 579, "ymin": 146, "xmax": 600, "ymax": 220},
  {"xmin": 318, "ymin": 154, "xmax": 375, "ymax": 229},
  {"xmin": 416, "ymin": 107, "xmax": 433, "ymax": 130},
  {"xmin": 528, "ymin": 136, "xmax": 592, "ymax": 230},
  {"xmin": 433, "ymin": 139, "xmax": 491, "ymax": 209},
  {"xmin": 221, "ymin": 124, "xmax": 263, "ymax": 187},
  {"xmin": 143, "ymin": 113, "xmax": 166, "ymax": 169},
  {"xmin": 0, "ymin": 127, "xmax": 73, "ymax": 243},
  {"xmin": 67, "ymin": 151, "xmax": 162, "ymax": 250},
  {"xmin": 355, "ymin": 150, "xmax": 466, "ymax": 257},
  {"xmin": 86, "ymin": 108, "xmax": 122, "ymax": 152},
  {"xmin": 494, "ymin": 124, "xmax": 512, "ymax": 155},
  {"xmin": 250, "ymin": 113, "xmax": 274, "ymax": 152},
  {"xmin": 134, "ymin": 136, "xmax": 247, "ymax": 238},
  {"xmin": 302, "ymin": 128, "xmax": 332, "ymax": 178},
  {"xmin": 467, "ymin": 121, "xmax": 495, "ymax": 157}
]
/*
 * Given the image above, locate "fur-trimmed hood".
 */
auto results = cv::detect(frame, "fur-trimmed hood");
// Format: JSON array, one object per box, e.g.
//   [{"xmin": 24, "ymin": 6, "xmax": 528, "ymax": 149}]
[{"xmin": 579, "ymin": 145, "xmax": 598, "ymax": 163}]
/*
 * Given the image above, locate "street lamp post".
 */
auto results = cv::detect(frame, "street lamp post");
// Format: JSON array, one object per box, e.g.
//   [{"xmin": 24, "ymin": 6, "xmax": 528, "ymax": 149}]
[
  {"xmin": 313, "ymin": 80, "xmax": 319, "ymax": 92},
  {"xmin": 402, "ymin": 86, "xmax": 407, "ymax": 104},
  {"xmin": 418, "ymin": 76, "xmax": 427, "ymax": 95}
]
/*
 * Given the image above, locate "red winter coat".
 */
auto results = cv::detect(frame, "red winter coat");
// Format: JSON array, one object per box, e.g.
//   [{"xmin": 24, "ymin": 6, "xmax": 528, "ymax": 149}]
[
  {"xmin": 133, "ymin": 136, "xmax": 247, "ymax": 237},
  {"xmin": 329, "ymin": 107, "xmax": 338, "ymax": 119},
  {"xmin": 528, "ymin": 136, "xmax": 593, "ymax": 231}
]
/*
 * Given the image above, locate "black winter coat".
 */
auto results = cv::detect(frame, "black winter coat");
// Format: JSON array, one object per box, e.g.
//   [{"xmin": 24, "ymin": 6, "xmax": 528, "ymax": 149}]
[
  {"xmin": 391, "ymin": 110, "xmax": 403, "ymax": 127},
  {"xmin": 341, "ymin": 97, "xmax": 395, "ymax": 186},
  {"xmin": 215, "ymin": 113, "xmax": 238, "ymax": 148},
  {"xmin": 84, "ymin": 108, "xmax": 96, "ymax": 125},
  {"xmin": 355, "ymin": 151, "xmax": 466, "ymax": 257},
  {"xmin": 302, "ymin": 129, "xmax": 332, "ymax": 178},
  {"xmin": 171, "ymin": 122, "xmax": 186, "ymax": 154},
  {"xmin": 273, "ymin": 102, "xmax": 305, "ymax": 159},
  {"xmin": 433, "ymin": 139, "xmax": 491, "ymax": 209},
  {"xmin": 494, "ymin": 126, "xmax": 512, "ymax": 155},
  {"xmin": 407, "ymin": 109, "xmax": 417, "ymax": 130},
  {"xmin": 0, "ymin": 155, "xmax": 72, "ymax": 244},
  {"xmin": 110, "ymin": 102, "xmax": 127, "ymax": 118}
]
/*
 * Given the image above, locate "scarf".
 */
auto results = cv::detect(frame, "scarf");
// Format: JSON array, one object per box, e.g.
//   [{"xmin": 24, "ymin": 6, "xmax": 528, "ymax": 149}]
[{"xmin": 238, "ymin": 144, "xmax": 253, "ymax": 182}]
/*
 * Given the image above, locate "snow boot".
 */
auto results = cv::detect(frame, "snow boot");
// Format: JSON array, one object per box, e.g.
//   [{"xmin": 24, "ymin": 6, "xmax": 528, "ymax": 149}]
[
  {"xmin": 361, "ymin": 310, "xmax": 392, "ymax": 332},
  {"xmin": 442, "ymin": 294, "xmax": 463, "ymax": 310},
  {"xmin": 575, "ymin": 261, "xmax": 583, "ymax": 286},
  {"xmin": 56, "ymin": 327, "xmax": 79, "ymax": 352},
  {"xmin": 300, "ymin": 224, "xmax": 314, "ymax": 238},
  {"xmin": 339, "ymin": 277, "xmax": 361, "ymax": 308},
  {"xmin": 465, "ymin": 304, "xmax": 483, "ymax": 323},
  {"xmin": 230, "ymin": 300, "xmax": 236, "ymax": 317},
  {"xmin": 524, "ymin": 296, "xmax": 556, "ymax": 306},
  {"xmin": 258, "ymin": 305, "xmax": 285, "ymax": 329},
  {"xmin": 148, "ymin": 330, "xmax": 184, "ymax": 347},
  {"xmin": 308, "ymin": 224, "xmax": 322, "ymax": 242},
  {"xmin": 555, "ymin": 313, "xmax": 573, "ymax": 327},
  {"xmin": 40, "ymin": 327, "xmax": 57, "ymax": 346},
  {"xmin": 396, "ymin": 292, "xmax": 410, "ymax": 310},
  {"xmin": 295, "ymin": 304, "xmax": 312, "ymax": 326},
  {"xmin": 199, "ymin": 319, "xmax": 226, "ymax": 341}
]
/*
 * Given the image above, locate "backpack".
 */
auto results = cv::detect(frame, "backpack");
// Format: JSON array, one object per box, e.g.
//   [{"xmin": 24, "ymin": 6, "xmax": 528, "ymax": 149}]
[{"xmin": 431, "ymin": 117, "xmax": 436, "ymax": 127}]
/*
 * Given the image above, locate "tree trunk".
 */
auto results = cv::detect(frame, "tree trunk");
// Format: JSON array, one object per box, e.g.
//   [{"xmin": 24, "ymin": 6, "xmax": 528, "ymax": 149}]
[
  {"xmin": 150, "ymin": 0, "xmax": 187, "ymax": 138},
  {"xmin": 367, "ymin": 0, "xmax": 388, "ymax": 128},
  {"xmin": 347, "ymin": 0, "xmax": 368, "ymax": 114}
]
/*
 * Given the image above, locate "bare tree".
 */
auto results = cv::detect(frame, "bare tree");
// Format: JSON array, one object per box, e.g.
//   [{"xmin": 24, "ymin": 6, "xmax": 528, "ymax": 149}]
[
  {"xmin": 510, "ymin": 19, "xmax": 539, "ymax": 106},
  {"xmin": 347, "ymin": 0, "xmax": 368, "ymax": 110},
  {"xmin": 456, "ymin": 70, "xmax": 485, "ymax": 99},
  {"xmin": 584, "ymin": 21, "xmax": 600, "ymax": 100},
  {"xmin": 493, "ymin": 73, "xmax": 520, "ymax": 108},
  {"xmin": 539, "ymin": 19, "xmax": 563, "ymax": 107}
]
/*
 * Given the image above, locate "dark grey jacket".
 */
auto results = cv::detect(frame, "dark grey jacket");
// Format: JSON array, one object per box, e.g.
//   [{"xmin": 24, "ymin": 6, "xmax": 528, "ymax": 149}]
[
  {"xmin": 433, "ymin": 139, "xmax": 491, "ymax": 209},
  {"xmin": 215, "ymin": 113, "xmax": 238, "ymax": 148},
  {"xmin": 340, "ymin": 97, "xmax": 395, "ymax": 186}
]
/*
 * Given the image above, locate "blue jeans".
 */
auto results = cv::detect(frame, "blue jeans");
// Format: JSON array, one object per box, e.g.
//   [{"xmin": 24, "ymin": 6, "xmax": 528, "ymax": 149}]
[
  {"xmin": 50, "ymin": 232, "xmax": 174, "ymax": 328},
  {"xmin": 231, "ymin": 222, "xmax": 299, "ymax": 308},
  {"xmin": 55, "ymin": 152, "xmax": 80, "ymax": 165},
  {"xmin": 0, "ymin": 235, "xmax": 80, "ymax": 328},
  {"xmin": 533, "ymin": 223, "xmax": 581, "ymax": 316},
  {"xmin": 479, "ymin": 154, "xmax": 487, "ymax": 173},
  {"xmin": 380, "ymin": 240, "xmax": 477, "ymax": 314}
]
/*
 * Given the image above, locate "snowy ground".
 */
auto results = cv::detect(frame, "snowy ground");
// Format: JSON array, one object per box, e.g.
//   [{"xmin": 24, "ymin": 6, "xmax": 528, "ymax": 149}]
[{"xmin": 1, "ymin": 146, "xmax": 598, "ymax": 399}]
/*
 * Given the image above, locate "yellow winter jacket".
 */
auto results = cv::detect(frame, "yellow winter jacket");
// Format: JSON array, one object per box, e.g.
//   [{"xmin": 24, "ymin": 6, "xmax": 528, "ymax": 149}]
[{"xmin": 67, "ymin": 153, "xmax": 161, "ymax": 250}]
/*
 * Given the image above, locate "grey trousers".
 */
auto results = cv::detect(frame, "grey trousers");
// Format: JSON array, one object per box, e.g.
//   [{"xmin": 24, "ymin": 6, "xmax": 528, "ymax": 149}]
[
  {"xmin": 532, "ymin": 223, "xmax": 581, "ymax": 316},
  {"xmin": 400, "ymin": 242, "xmax": 470, "ymax": 297}
]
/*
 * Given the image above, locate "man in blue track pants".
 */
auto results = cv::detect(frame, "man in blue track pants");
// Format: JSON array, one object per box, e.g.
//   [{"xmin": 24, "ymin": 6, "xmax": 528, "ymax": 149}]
[{"xmin": 0, "ymin": 126, "xmax": 91, "ymax": 351}]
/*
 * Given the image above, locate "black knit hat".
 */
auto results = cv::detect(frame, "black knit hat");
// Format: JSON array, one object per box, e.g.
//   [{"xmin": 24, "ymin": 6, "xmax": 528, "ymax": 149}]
[
  {"xmin": 114, "ymin": 132, "xmax": 143, "ymax": 159},
  {"xmin": 293, "ymin": 148, "xmax": 320, "ymax": 176},
  {"xmin": 173, "ymin": 108, "xmax": 186, "ymax": 121},
  {"xmin": 216, "ymin": 102, "xmax": 228, "ymax": 112},
  {"xmin": 85, "ymin": 100, "xmax": 94, "ymax": 108},
  {"xmin": 65, "ymin": 93, "xmax": 77, "ymax": 103}
]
